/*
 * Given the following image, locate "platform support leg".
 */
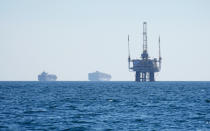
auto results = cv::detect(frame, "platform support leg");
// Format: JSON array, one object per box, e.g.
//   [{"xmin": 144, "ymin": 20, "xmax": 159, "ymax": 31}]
[
  {"xmin": 135, "ymin": 72, "xmax": 140, "ymax": 82},
  {"xmin": 142, "ymin": 72, "xmax": 146, "ymax": 82},
  {"xmin": 149, "ymin": 72, "xmax": 155, "ymax": 82}
]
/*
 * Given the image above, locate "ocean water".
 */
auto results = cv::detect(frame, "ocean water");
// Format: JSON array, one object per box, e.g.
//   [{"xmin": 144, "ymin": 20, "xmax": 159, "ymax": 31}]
[{"xmin": 0, "ymin": 81, "xmax": 210, "ymax": 131}]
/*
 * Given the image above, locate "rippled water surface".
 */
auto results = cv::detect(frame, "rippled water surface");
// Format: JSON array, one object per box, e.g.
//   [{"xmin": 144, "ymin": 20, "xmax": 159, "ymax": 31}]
[{"xmin": 0, "ymin": 81, "xmax": 210, "ymax": 131}]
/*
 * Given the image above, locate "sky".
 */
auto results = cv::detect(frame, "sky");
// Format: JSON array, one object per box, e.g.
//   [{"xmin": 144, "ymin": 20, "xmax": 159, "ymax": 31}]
[{"xmin": 0, "ymin": 0, "xmax": 210, "ymax": 81}]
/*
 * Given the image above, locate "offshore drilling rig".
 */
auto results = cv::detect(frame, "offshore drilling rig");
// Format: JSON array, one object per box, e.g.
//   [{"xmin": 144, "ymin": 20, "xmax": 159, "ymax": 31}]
[{"xmin": 128, "ymin": 22, "xmax": 162, "ymax": 82}]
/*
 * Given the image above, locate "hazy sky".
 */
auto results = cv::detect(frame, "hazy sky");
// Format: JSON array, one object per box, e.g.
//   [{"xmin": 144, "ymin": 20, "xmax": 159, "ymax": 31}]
[{"xmin": 0, "ymin": 0, "xmax": 210, "ymax": 81}]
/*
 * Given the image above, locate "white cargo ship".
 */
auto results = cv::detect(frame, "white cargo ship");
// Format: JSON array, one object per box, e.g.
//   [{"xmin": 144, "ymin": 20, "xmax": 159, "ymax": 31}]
[{"xmin": 88, "ymin": 71, "xmax": 111, "ymax": 81}]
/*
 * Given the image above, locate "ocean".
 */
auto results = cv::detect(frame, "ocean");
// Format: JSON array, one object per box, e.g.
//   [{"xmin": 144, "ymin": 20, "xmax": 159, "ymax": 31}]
[{"xmin": 0, "ymin": 81, "xmax": 209, "ymax": 131}]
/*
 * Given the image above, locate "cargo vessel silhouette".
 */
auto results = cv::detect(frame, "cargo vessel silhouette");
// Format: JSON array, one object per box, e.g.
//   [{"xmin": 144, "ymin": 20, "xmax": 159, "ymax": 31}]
[
  {"xmin": 88, "ymin": 71, "xmax": 111, "ymax": 81},
  {"xmin": 38, "ymin": 72, "xmax": 57, "ymax": 81}
]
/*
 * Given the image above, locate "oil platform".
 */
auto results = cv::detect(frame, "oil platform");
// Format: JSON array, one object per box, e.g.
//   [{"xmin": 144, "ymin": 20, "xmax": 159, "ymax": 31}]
[{"xmin": 128, "ymin": 22, "xmax": 162, "ymax": 82}]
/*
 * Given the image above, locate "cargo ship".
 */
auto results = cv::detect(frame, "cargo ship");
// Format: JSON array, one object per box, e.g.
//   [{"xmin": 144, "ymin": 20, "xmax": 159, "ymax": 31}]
[
  {"xmin": 88, "ymin": 71, "xmax": 111, "ymax": 81},
  {"xmin": 38, "ymin": 72, "xmax": 57, "ymax": 81}
]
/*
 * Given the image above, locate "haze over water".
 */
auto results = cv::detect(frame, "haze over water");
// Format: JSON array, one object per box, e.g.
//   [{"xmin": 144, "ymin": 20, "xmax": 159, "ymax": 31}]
[{"xmin": 0, "ymin": 0, "xmax": 210, "ymax": 81}]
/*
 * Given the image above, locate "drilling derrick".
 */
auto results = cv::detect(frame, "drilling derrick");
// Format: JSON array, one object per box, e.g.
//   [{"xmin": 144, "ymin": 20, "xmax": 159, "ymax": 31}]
[{"xmin": 128, "ymin": 22, "xmax": 162, "ymax": 82}]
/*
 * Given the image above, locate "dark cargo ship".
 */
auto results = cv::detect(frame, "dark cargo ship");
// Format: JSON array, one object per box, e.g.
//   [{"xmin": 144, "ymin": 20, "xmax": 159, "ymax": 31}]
[{"xmin": 38, "ymin": 72, "xmax": 57, "ymax": 81}]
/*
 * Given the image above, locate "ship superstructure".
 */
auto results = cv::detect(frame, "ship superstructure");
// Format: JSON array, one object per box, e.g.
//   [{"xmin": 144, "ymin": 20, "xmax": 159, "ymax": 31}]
[{"xmin": 128, "ymin": 22, "xmax": 162, "ymax": 82}]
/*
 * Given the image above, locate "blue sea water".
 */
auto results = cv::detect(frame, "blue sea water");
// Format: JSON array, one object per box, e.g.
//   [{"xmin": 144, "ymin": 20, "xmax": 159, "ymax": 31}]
[{"xmin": 0, "ymin": 81, "xmax": 210, "ymax": 131}]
